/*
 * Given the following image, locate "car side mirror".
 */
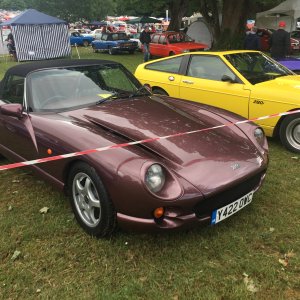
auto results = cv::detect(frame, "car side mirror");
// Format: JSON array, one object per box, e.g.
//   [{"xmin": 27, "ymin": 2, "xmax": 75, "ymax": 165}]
[
  {"xmin": 221, "ymin": 75, "xmax": 237, "ymax": 83},
  {"xmin": 0, "ymin": 103, "xmax": 23, "ymax": 119}
]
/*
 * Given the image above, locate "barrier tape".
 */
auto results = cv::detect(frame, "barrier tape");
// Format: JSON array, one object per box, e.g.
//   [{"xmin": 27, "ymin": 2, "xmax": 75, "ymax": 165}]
[{"xmin": 1, "ymin": 109, "xmax": 300, "ymax": 172}]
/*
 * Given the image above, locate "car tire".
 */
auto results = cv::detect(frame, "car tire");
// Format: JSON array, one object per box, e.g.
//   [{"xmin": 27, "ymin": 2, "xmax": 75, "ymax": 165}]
[
  {"xmin": 92, "ymin": 46, "xmax": 98, "ymax": 53},
  {"xmin": 169, "ymin": 51, "xmax": 175, "ymax": 56},
  {"xmin": 279, "ymin": 113, "xmax": 300, "ymax": 153},
  {"xmin": 108, "ymin": 47, "xmax": 115, "ymax": 55},
  {"xmin": 129, "ymin": 49, "xmax": 135, "ymax": 54},
  {"xmin": 83, "ymin": 40, "xmax": 89, "ymax": 47},
  {"xmin": 152, "ymin": 87, "xmax": 169, "ymax": 96},
  {"xmin": 68, "ymin": 162, "xmax": 117, "ymax": 237}
]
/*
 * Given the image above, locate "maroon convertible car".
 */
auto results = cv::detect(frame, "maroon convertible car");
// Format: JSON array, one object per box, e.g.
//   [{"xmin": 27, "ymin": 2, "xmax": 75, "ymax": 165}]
[{"xmin": 0, "ymin": 59, "xmax": 269, "ymax": 237}]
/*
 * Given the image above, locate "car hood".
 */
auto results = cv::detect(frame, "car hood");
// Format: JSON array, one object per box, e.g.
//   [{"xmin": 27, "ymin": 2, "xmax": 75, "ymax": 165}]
[
  {"xmin": 257, "ymin": 75, "xmax": 300, "ymax": 87},
  {"xmin": 254, "ymin": 75, "xmax": 300, "ymax": 102},
  {"xmin": 65, "ymin": 96, "xmax": 264, "ymax": 190}
]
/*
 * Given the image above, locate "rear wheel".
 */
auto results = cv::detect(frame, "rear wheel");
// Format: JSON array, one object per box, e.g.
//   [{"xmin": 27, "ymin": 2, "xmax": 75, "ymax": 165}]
[
  {"xmin": 68, "ymin": 162, "xmax": 116, "ymax": 237},
  {"xmin": 83, "ymin": 40, "xmax": 89, "ymax": 47},
  {"xmin": 152, "ymin": 87, "xmax": 168, "ymax": 96},
  {"xmin": 169, "ymin": 51, "xmax": 175, "ymax": 56},
  {"xmin": 279, "ymin": 113, "xmax": 300, "ymax": 153}
]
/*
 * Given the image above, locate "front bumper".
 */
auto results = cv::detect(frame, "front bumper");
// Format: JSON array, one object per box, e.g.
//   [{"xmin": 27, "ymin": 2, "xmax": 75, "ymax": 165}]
[{"xmin": 117, "ymin": 170, "xmax": 267, "ymax": 233}]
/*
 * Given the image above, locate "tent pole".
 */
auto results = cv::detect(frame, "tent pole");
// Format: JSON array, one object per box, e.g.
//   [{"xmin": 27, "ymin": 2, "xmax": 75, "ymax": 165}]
[{"xmin": 75, "ymin": 44, "xmax": 80, "ymax": 59}]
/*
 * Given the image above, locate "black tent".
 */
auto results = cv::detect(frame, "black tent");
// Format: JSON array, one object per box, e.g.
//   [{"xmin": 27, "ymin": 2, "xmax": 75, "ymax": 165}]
[{"xmin": 0, "ymin": 9, "xmax": 71, "ymax": 61}]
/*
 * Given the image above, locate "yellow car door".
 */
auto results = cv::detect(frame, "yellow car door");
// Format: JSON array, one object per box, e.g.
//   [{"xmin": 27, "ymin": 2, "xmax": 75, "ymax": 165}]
[
  {"xmin": 179, "ymin": 54, "xmax": 251, "ymax": 118},
  {"xmin": 135, "ymin": 55, "xmax": 185, "ymax": 97}
]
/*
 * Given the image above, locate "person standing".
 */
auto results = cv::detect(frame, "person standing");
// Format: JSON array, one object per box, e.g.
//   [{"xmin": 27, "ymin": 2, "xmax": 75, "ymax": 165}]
[
  {"xmin": 139, "ymin": 26, "xmax": 151, "ymax": 62},
  {"xmin": 269, "ymin": 21, "xmax": 290, "ymax": 59},
  {"xmin": 244, "ymin": 26, "xmax": 261, "ymax": 50}
]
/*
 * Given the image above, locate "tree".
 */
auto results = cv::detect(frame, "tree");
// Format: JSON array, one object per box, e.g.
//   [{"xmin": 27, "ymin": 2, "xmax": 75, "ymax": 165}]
[{"xmin": 196, "ymin": 0, "xmax": 285, "ymax": 48}]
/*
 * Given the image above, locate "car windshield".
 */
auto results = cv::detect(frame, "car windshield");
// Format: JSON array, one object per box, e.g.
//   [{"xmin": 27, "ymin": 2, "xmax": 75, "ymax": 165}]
[
  {"xmin": 224, "ymin": 52, "xmax": 294, "ymax": 84},
  {"xmin": 167, "ymin": 33, "xmax": 194, "ymax": 44},
  {"xmin": 28, "ymin": 64, "xmax": 148, "ymax": 112}
]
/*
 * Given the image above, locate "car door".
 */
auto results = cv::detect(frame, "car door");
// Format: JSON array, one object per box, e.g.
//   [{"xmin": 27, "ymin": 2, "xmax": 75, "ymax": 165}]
[
  {"xmin": 179, "ymin": 54, "xmax": 251, "ymax": 118},
  {"xmin": 0, "ymin": 75, "xmax": 39, "ymax": 161},
  {"xmin": 158, "ymin": 35, "xmax": 170, "ymax": 57},
  {"xmin": 149, "ymin": 34, "xmax": 161, "ymax": 56},
  {"xmin": 70, "ymin": 32, "xmax": 82, "ymax": 46},
  {"xmin": 138, "ymin": 55, "xmax": 185, "ymax": 96}
]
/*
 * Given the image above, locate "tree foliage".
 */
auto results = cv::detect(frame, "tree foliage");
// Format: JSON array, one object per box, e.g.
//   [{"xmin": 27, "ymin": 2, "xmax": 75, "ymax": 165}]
[{"xmin": 0, "ymin": 0, "xmax": 286, "ymax": 32}]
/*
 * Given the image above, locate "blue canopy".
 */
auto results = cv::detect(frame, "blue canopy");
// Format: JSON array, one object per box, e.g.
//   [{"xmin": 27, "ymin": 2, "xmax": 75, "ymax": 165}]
[{"xmin": 0, "ymin": 9, "xmax": 67, "ymax": 26}]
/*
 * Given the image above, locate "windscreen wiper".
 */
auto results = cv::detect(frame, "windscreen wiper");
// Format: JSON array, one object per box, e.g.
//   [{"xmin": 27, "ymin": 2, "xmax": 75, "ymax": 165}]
[{"xmin": 129, "ymin": 86, "xmax": 151, "ymax": 98}]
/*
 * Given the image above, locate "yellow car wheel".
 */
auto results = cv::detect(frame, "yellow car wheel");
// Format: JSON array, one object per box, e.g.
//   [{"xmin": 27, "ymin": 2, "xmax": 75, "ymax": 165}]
[{"xmin": 279, "ymin": 114, "xmax": 300, "ymax": 153}]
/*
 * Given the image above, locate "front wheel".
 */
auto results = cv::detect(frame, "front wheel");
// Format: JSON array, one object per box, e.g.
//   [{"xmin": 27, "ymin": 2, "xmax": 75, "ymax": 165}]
[
  {"xmin": 108, "ymin": 47, "xmax": 115, "ymax": 55},
  {"xmin": 279, "ymin": 113, "xmax": 300, "ymax": 153},
  {"xmin": 68, "ymin": 162, "xmax": 116, "ymax": 237}
]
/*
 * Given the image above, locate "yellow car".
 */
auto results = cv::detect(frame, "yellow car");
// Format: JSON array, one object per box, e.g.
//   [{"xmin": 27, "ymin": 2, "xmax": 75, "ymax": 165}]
[{"xmin": 135, "ymin": 50, "xmax": 300, "ymax": 153}]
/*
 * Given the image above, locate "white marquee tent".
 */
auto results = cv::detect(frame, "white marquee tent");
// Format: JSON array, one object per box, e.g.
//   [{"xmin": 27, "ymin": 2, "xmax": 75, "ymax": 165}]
[{"xmin": 256, "ymin": 0, "xmax": 300, "ymax": 31}]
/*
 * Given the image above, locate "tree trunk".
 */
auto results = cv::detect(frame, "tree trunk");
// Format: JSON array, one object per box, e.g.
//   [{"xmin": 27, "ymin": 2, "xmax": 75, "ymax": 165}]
[
  {"xmin": 221, "ymin": 0, "xmax": 250, "ymax": 36},
  {"xmin": 198, "ymin": 0, "xmax": 221, "ymax": 41},
  {"xmin": 167, "ymin": 0, "xmax": 189, "ymax": 31}
]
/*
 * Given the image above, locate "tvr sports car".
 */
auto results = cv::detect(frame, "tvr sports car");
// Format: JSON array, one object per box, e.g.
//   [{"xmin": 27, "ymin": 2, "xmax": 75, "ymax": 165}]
[
  {"xmin": 135, "ymin": 50, "xmax": 300, "ymax": 153},
  {"xmin": 0, "ymin": 59, "xmax": 268, "ymax": 237}
]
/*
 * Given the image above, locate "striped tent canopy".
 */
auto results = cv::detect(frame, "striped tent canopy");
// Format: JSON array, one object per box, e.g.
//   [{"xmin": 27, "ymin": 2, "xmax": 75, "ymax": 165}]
[{"xmin": 0, "ymin": 9, "xmax": 71, "ymax": 61}]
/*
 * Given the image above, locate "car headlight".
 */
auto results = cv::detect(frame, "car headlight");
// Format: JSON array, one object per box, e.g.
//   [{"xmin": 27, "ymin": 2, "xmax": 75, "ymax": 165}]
[
  {"xmin": 254, "ymin": 127, "xmax": 265, "ymax": 146},
  {"xmin": 145, "ymin": 164, "xmax": 165, "ymax": 193}
]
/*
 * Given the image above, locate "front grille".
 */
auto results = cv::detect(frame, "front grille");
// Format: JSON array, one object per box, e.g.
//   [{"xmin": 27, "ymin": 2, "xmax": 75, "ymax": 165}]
[{"xmin": 194, "ymin": 171, "xmax": 265, "ymax": 218}]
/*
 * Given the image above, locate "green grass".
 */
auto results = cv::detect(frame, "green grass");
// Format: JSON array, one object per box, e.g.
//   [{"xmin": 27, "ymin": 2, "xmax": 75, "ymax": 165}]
[{"xmin": 0, "ymin": 47, "xmax": 299, "ymax": 299}]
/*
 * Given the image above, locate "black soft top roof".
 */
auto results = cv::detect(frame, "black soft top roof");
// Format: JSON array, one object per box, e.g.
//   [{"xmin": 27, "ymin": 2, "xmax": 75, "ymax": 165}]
[{"xmin": 5, "ymin": 59, "xmax": 120, "ymax": 77}]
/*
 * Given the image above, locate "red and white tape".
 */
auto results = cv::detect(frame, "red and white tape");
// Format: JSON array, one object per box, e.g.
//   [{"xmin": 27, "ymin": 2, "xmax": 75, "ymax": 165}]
[{"xmin": 1, "ymin": 109, "xmax": 300, "ymax": 171}]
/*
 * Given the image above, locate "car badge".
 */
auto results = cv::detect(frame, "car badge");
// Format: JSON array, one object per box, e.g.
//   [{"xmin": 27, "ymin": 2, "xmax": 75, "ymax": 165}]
[{"xmin": 230, "ymin": 163, "xmax": 240, "ymax": 170}]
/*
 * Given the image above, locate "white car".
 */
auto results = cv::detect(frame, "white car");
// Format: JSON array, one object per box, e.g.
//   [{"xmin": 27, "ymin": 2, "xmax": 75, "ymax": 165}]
[
  {"xmin": 130, "ymin": 33, "xmax": 142, "ymax": 51},
  {"xmin": 89, "ymin": 29, "xmax": 103, "ymax": 40}
]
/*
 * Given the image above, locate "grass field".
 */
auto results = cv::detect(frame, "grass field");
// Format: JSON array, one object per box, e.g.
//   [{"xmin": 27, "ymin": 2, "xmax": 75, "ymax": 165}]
[{"xmin": 0, "ymin": 47, "xmax": 299, "ymax": 299}]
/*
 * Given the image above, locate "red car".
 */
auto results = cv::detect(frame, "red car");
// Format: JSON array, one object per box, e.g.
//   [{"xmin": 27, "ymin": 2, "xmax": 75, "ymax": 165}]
[
  {"xmin": 257, "ymin": 28, "xmax": 300, "ymax": 52},
  {"xmin": 0, "ymin": 59, "xmax": 268, "ymax": 237},
  {"xmin": 149, "ymin": 31, "xmax": 208, "ymax": 57}
]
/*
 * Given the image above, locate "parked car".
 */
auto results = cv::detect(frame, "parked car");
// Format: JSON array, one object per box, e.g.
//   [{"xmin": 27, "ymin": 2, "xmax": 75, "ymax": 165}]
[
  {"xmin": 86, "ymin": 29, "xmax": 102, "ymax": 40},
  {"xmin": 74, "ymin": 28, "xmax": 91, "ymax": 35},
  {"xmin": 69, "ymin": 31, "xmax": 94, "ymax": 47},
  {"xmin": 135, "ymin": 50, "xmax": 300, "ymax": 153},
  {"xmin": 92, "ymin": 32, "xmax": 138, "ymax": 54},
  {"xmin": 129, "ymin": 33, "xmax": 142, "ymax": 51},
  {"xmin": 148, "ymin": 31, "xmax": 208, "ymax": 58},
  {"xmin": 291, "ymin": 30, "xmax": 300, "ymax": 41},
  {"xmin": 257, "ymin": 28, "xmax": 300, "ymax": 53},
  {"xmin": 0, "ymin": 59, "xmax": 268, "ymax": 237}
]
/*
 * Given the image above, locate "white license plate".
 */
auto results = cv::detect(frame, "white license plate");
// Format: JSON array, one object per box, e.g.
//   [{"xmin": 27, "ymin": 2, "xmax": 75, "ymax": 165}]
[{"xmin": 211, "ymin": 191, "xmax": 254, "ymax": 225}]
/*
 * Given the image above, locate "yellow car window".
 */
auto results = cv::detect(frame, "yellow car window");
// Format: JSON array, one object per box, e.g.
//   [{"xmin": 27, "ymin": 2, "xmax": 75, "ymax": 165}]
[
  {"xmin": 187, "ymin": 55, "xmax": 236, "ymax": 81},
  {"xmin": 145, "ymin": 56, "xmax": 183, "ymax": 74}
]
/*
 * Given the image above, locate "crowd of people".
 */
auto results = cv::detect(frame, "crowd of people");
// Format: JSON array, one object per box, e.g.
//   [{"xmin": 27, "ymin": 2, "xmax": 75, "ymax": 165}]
[{"xmin": 244, "ymin": 20, "xmax": 291, "ymax": 59}]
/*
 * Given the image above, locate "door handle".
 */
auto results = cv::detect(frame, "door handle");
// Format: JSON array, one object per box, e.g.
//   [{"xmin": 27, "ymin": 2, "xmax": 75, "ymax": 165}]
[{"xmin": 182, "ymin": 80, "xmax": 194, "ymax": 84}]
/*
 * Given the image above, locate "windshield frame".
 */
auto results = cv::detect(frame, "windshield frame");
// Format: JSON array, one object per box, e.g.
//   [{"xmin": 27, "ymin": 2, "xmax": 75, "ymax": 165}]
[
  {"xmin": 26, "ymin": 63, "xmax": 146, "ymax": 113},
  {"xmin": 224, "ymin": 52, "xmax": 295, "ymax": 85}
]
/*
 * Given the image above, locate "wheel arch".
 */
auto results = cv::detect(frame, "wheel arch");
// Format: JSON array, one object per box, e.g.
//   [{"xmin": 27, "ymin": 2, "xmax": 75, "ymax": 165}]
[
  {"xmin": 272, "ymin": 108, "xmax": 300, "ymax": 138},
  {"xmin": 151, "ymin": 86, "xmax": 169, "ymax": 96}
]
